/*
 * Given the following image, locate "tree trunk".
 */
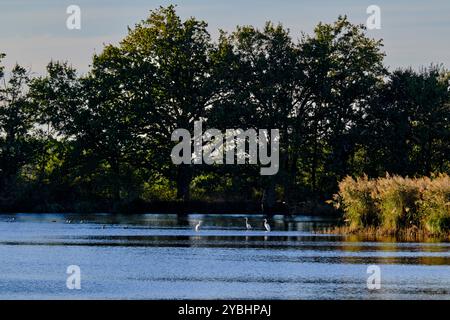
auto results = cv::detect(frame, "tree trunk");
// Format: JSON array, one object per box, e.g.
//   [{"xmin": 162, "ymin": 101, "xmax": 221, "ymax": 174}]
[
  {"xmin": 262, "ymin": 177, "xmax": 276, "ymax": 215},
  {"xmin": 311, "ymin": 133, "xmax": 318, "ymax": 194},
  {"xmin": 176, "ymin": 164, "xmax": 192, "ymax": 201},
  {"xmin": 110, "ymin": 156, "xmax": 121, "ymax": 207}
]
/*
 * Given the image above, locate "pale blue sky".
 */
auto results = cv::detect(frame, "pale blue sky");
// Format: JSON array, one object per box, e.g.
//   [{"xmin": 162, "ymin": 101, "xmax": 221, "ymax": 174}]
[{"xmin": 1, "ymin": 0, "xmax": 449, "ymax": 75}]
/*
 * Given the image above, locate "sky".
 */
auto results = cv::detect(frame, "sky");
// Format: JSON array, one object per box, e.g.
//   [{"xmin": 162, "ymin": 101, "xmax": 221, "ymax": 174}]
[{"xmin": 1, "ymin": 0, "xmax": 449, "ymax": 75}]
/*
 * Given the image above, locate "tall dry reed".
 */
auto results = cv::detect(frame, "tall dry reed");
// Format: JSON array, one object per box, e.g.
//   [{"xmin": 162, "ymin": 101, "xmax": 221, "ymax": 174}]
[{"xmin": 333, "ymin": 174, "xmax": 450, "ymax": 236}]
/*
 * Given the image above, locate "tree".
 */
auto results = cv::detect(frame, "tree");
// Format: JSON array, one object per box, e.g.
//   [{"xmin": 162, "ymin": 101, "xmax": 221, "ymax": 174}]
[
  {"xmin": 0, "ymin": 62, "xmax": 36, "ymax": 207},
  {"xmin": 118, "ymin": 5, "xmax": 221, "ymax": 201},
  {"xmin": 299, "ymin": 16, "xmax": 386, "ymax": 195},
  {"xmin": 215, "ymin": 22, "xmax": 304, "ymax": 211},
  {"xmin": 364, "ymin": 66, "xmax": 450, "ymax": 176},
  {"xmin": 30, "ymin": 54, "xmax": 155, "ymax": 209},
  {"xmin": 29, "ymin": 62, "xmax": 89, "ymax": 205},
  {"xmin": 83, "ymin": 46, "xmax": 157, "ymax": 205}
]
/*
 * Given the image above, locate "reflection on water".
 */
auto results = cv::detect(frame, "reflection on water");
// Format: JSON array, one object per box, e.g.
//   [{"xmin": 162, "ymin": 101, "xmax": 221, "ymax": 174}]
[{"xmin": 0, "ymin": 213, "xmax": 449, "ymax": 299}]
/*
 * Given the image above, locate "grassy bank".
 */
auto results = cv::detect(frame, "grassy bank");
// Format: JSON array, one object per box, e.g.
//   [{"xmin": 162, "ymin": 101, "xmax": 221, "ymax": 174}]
[{"xmin": 329, "ymin": 174, "xmax": 450, "ymax": 239}]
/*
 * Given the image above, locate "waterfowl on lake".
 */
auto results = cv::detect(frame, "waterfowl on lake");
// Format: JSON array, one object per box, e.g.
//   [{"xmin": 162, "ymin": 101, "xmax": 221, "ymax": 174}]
[
  {"xmin": 245, "ymin": 217, "xmax": 252, "ymax": 230},
  {"xmin": 195, "ymin": 221, "xmax": 202, "ymax": 232},
  {"xmin": 263, "ymin": 219, "xmax": 271, "ymax": 232}
]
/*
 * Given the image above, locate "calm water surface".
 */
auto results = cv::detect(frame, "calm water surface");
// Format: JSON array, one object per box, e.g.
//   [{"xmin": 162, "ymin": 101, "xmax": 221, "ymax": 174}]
[{"xmin": 0, "ymin": 213, "xmax": 449, "ymax": 299}]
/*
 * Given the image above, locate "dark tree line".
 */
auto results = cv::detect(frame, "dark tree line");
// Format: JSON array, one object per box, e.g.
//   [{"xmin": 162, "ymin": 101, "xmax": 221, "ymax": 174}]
[{"xmin": 0, "ymin": 6, "xmax": 449, "ymax": 213}]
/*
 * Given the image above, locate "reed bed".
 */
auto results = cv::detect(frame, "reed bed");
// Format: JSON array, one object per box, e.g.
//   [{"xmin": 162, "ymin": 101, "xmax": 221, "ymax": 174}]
[{"xmin": 330, "ymin": 174, "xmax": 450, "ymax": 239}]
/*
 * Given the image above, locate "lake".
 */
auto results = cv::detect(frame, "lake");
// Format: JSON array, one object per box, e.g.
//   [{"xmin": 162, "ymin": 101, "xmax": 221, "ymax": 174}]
[{"xmin": 0, "ymin": 213, "xmax": 449, "ymax": 299}]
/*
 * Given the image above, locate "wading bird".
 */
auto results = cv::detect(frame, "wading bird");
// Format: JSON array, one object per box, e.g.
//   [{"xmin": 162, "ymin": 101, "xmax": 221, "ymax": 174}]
[
  {"xmin": 245, "ymin": 218, "xmax": 252, "ymax": 230},
  {"xmin": 263, "ymin": 219, "xmax": 271, "ymax": 232},
  {"xmin": 195, "ymin": 221, "xmax": 202, "ymax": 232}
]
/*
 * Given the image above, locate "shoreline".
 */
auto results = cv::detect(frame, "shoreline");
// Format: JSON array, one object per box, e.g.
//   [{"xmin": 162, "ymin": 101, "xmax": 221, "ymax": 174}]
[
  {"xmin": 0, "ymin": 200, "xmax": 338, "ymax": 216},
  {"xmin": 320, "ymin": 225, "xmax": 450, "ymax": 242}
]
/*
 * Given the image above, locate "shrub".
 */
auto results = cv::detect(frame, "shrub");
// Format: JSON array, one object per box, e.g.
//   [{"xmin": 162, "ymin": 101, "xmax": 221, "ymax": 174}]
[
  {"xmin": 418, "ymin": 174, "xmax": 450, "ymax": 234},
  {"xmin": 334, "ymin": 175, "xmax": 378, "ymax": 229},
  {"xmin": 334, "ymin": 174, "xmax": 450, "ymax": 236},
  {"xmin": 375, "ymin": 175, "xmax": 425, "ymax": 232}
]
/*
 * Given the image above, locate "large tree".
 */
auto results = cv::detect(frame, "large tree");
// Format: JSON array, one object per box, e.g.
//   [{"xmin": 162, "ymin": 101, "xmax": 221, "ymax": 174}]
[
  {"xmin": 298, "ymin": 16, "xmax": 386, "ymax": 196},
  {"xmin": 0, "ymin": 62, "xmax": 36, "ymax": 207},
  {"xmin": 116, "ymin": 5, "xmax": 223, "ymax": 201},
  {"xmin": 213, "ymin": 22, "xmax": 304, "ymax": 210},
  {"xmin": 214, "ymin": 16, "xmax": 386, "ymax": 208},
  {"xmin": 30, "ymin": 53, "xmax": 156, "ymax": 209},
  {"xmin": 364, "ymin": 66, "xmax": 450, "ymax": 176}
]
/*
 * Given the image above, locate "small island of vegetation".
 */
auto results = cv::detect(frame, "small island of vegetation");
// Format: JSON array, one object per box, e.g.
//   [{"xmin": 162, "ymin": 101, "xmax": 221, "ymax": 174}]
[{"xmin": 329, "ymin": 174, "xmax": 450, "ymax": 239}]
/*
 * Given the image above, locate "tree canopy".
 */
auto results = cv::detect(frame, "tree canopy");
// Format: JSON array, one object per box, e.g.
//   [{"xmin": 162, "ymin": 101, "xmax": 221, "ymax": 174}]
[{"xmin": 0, "ymin": 6, "xmax": 449, "ymax": 213}]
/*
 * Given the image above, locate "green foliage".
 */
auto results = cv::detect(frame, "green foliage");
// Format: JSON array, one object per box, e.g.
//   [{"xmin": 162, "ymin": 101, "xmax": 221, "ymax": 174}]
[
  {"xmin": 0, "ymin": 63, "xmax": 37, "ymax": 207},
  {"xmin": 142, "ymin": 175, "xmax": 177, "ymax": 201},
  {"xmin": 364, "ymin": 66, "xmax": 450, "ymax": 176},
  {"xmin": 119, "ymin": 5, "xmax": 220, "ymax": 201}
]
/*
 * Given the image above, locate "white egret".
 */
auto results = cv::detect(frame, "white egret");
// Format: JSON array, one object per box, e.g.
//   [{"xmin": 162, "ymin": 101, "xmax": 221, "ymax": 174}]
[
  {"xmin": 195, "ymin": 221, "xmax": 202, "ymax": 232},
  {"xmin": 263, "ymin": 219, "xmax": 271, "ymax": 232},
  {"xmin": 245, "ymin": 218, "xmax": 252, "ymax": 230}
]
